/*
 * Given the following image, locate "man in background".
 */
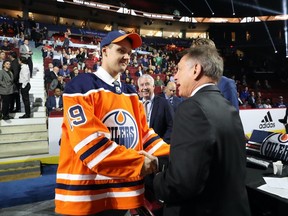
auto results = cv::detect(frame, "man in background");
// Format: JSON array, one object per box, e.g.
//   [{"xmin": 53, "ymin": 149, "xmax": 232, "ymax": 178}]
[
  {"xmin": 159, "ymin": 81, "xmax": 183, "ymax": 112},
  {"xmin": 138, "ymin": 74, "xmax": 174, "ymax": 143},
  {"xmin": 19, "ymin": 39, "xmax": 33, "ymax": 78}
]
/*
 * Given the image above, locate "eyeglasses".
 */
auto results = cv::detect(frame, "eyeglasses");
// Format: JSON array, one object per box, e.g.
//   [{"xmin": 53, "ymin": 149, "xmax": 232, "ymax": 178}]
[{"xmin": 169, "ymin": 89, "xmax": 176, "ymax": 92}]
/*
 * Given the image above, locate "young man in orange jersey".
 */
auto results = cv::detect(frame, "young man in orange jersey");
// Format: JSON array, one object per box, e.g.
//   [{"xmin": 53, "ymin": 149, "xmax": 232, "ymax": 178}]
[{"xmin": 55, "ymin": 30, "xmax": 169, "ymax": 216}]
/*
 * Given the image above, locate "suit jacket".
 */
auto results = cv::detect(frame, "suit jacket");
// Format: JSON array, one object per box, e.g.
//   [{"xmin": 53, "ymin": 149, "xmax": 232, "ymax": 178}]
[
  {"xmin": 159, "ymin": 92, "xmax": 183, "ymax": 112},
  {"xmin": 149, "ymin": 95, "xmax": 174, "ymax": 143},
  {"xmin": 217, "ymin": 76, "xmax": 239, "ymax": 111},
  {"xmin": 46, "ymin": 95, "xmax": 63, "ymax": 112},
  {"xmin": 19, "ymin": 44, "xmax": 32, "ymax": 59},
  {"xmin": 0, "ymin": 69, "xmax": 14, "ymax": 95},
  {"xmin": 154, "ymin": 85, "xmax": 251, "ymax": 216}
]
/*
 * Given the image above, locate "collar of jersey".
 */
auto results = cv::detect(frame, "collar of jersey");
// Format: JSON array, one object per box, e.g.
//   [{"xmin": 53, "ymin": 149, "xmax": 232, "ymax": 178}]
[{"xmin": 94, "ymin": 66, "xmax": 121, "ymax": 87}]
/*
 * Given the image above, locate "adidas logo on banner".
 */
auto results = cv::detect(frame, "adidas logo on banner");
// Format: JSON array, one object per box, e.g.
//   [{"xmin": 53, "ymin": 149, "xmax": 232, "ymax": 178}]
[{"xmin": 259, "ymin": 111, "xmax": 275, "ymax": 129}]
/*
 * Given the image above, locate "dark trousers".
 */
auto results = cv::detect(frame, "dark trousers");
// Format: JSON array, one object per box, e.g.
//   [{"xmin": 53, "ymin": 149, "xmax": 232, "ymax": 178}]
[
  {"xmin": 10, "ymin": 88, "xmax": 21, "ymax": 111},
  {"xmin": 1, "ymin": 94, "xmax": 13, "ymax": 117},
  {"xmin": 27, "ymin": 57, "xmax": 33, "ymax": 78},
  {"xmin": 20, "ymin": 83, "xmax": 31, "ymax": 116}
]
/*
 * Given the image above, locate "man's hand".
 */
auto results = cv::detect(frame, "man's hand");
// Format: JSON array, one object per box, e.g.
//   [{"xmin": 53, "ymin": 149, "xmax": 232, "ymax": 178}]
[{"xmin": 139, "ymin": 150, "xmax": 158, "ymax": 177}]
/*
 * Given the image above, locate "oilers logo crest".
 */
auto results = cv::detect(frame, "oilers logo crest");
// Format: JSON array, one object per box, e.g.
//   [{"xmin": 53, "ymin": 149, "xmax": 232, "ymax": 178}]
[
  {"xmin": 261, "ymin": 133, "xmax": 288, "ymax": 162},
  {"xmin": 102, "ymin": 109, "xmax": 139, "ymax": 149}
]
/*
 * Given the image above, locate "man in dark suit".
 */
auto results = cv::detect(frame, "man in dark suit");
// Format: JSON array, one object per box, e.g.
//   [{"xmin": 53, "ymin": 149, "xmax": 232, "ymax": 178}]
[
  {"xmin": 159, "ymin": 81, "xmax": 183, "ymax": 112},
  {"xmin": 138, "ymin": 74, "xmax": 174, "ymax": 143},
  {"xmin": 46, "ymin": 87, "xmax": 63, "ymax": 114},
  {"xmin": 151, "ymin": 46, "xmax": 251, "ymax": 216}
]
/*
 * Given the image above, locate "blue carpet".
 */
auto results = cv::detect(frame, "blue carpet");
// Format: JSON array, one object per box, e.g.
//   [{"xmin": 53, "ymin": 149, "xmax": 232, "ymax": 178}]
[{"xmin": 0, "ymin": 164, "xmax": 57, "ymax": 208}]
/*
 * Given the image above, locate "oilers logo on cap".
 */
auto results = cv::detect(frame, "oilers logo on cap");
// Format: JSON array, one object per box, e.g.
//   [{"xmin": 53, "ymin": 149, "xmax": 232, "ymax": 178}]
[{"xmin": 102, "ymin": 109, "xmax": 139, "ymax": 149}]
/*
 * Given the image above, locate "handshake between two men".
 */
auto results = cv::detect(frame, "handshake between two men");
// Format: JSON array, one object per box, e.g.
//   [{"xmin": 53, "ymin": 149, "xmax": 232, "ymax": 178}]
[{"xmin": 139, "ymin": 150, "xmax": 158, "ymax": 177}]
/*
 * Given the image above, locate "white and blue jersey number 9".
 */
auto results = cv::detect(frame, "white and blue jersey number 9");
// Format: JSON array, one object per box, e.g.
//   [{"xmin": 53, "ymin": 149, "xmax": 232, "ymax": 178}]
[{"xmin": 68, "ymin": 105, "xmax": 87, "ymax": 128}]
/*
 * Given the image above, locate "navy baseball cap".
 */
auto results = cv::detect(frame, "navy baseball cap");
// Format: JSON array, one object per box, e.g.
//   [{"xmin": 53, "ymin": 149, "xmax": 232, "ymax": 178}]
[{"xmin": 100, "ymin": 30, "xmax": 142, "ymax": 50}]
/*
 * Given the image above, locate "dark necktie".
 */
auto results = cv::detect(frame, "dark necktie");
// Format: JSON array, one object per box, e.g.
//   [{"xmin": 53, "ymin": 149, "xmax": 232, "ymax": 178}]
[
  {"xmin": 169, "ymin": 97, "xmax": 173, "ymax": 105},
  {"xmin": 113, "ymin": 80, "xmax": 121, "ymax": 94},
  {"xmin": 144, "ymin": 100, "xmax": 151, "ymax": 124}
]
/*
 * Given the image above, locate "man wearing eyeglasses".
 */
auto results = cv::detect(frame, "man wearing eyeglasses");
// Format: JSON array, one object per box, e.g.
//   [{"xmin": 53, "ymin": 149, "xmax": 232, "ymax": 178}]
[{"xmin": 160, "ymin": 81, "xmax": 183, "ymax": 112}]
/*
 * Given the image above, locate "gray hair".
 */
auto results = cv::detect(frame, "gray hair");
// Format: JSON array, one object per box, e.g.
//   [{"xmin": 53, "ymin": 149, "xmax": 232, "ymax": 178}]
[
  {"xmin": 184, "ymin": 46, "xmax": 223, "ymax": 82},
  {"xmin": 137, "ymin": 74, "xmax": 155, "ymax": 86}
]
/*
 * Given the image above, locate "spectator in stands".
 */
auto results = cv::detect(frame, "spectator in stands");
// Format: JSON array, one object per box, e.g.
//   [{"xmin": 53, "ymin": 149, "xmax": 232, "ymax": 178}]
[
  {"xmin": 154, "ymin": 75, "xmax": 164, "ymax": 87},
  {"xmin": 135, "ymin": 65, "xmax": 143, "ymax": 77},
  {"xmin": 255, "ymin": 97, "xmax": 264, "ymax": 109},
  {"xmin": 153, "ymin": 45, "xmax": 251, "ymax": 216},
  {"xmin": 130, "ymin": 78, "xmax": 137, "ymax": 91},
  {"xmin": 154, "ymin": 65, "xmax": 162, "ymax": 74},
  {"xmin": 9, "ymin": 52, "xmax": 21, "ymax": 113},
  {"xmin": 45, "ymin": 65, "xmax": 59, "ymax": 92},
  {"xmin": 160, "ymin": 81, "xmax": 183, "ymax": 112},
  {"xmin": 0, "ymin": 60, "xmax": 14, "ymax": 120},
  {"xmin": 44, "ymin": 63, "xmax": 54, "ymax": 88},
  {"xmin": 70, "ymin": 67, "xmax": 79, "ymax": 79},
  {"xmin": 248, "ymin": 91, "xmax": 256, "ymax": 108},
  {"xmin": 141, "ymin": 54, "xmax": 149, "ymax": 71},
  {"xmin": 237, "ymin": 92, "xmax": 244, "ymax": 107},
  {"xmin": 125, "ymin": 77, "xmax": 131, "ymax": 84},
  {"xmin": 52, "ymin": 49, "xmax": 63, "ymax": 67},
  {"xmin": 263, "ymin": 98, "xmax": 272, "ymax": 108},
  {"xmin": 19, "ymin": 38, "xmax": 33, "ymax": 78},
  {"xmin": 62, "ymin": 28, "xmax": 71, "ymax": 51},
  {"xmin": 59, "ymin": 64, "xmax": 70, "ymax": 78},
  {"xmin": 0, "ymin": 51, "xmax": 6, "ymax": 69},
  {"xmin": 121, "ymin": 68, "xmax": 131, "ymax": 81},
  {"xmin": 41, "ymin": 41, "xmax": 51, "ymax": 58},
  {"xmin": 76, "ymin": 47, "xmax": 86, "ymax": 70},
  {"xmin": 50, "ymin": 75, "xmax": 66, "ymax": 92},
  {"xmin": 46, "ymin": 87, "xmax": 63, "ymax": 114},
  {"xmin": 138, "ymin": 74, "xmax": 174, "ymax": 143},
  {"xmin": 263, "ymin": 79, "xmax": 272, "ymax": 90},
  {"xmin": 1, "ymin": 39, "xmax": 11, "ymax": 51},
  {"xmin": 240, "ymin": 86, "xmax": 250, "ymax": 102},
  {"xmin": 275, "ymin": 95, "xmax": 287, "ymax": 108},
  {"xmin": 164, "ymin": 74, "xmax": 170, "ymax": 86},
  {"xmin": 18, "ymin": 57, "xmax": 31, "ymax": 118}
]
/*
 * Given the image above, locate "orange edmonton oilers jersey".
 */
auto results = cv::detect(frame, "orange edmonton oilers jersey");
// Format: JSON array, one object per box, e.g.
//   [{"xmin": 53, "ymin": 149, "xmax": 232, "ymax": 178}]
[{"xmin": 55, "ymin": 72, "xmax": 170, "ymax": 215}]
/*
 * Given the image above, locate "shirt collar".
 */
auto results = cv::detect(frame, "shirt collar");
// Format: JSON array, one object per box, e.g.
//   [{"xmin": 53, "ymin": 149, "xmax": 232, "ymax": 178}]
[
  {"xmin": 94, "ymin": 67, "xmax": 121, "ymax": 87},
  {"xmin": 143, "ymin": 93, "xmax": 155, "ymax": 103},
  {"xmin": 191, "ymin": 83, "xmax": 215, "ymax": 97}
]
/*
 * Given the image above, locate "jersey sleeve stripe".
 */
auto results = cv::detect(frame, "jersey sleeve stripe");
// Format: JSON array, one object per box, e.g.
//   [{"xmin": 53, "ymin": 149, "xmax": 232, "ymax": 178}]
[
  {"xmin": 143, "ymin": 135, "xmax": 160, "ymax": 149},
  {"xmin": 87, "ymin": 142, "xmax": 118, "ymax": 169},
  {"xmin": 56, "ymin": 179, "xmax": 144, "ymax": 191},
  {"xmin": 55, "ymin": 188, "xmax": 145, "ymax": 202},
  {"xmin": 147, "ymin": 140, "xmax": 166, "ymax": 155},
  {"xmin": 80, "ymin": 137, "xmax": 109, "ymax": 161},
  {"xmin": 57, "ymin": 173, "xmax": 125, "ymax": 181},
  {"xmin": 74, "ymin": 132, "xmax": 111, "ymax": 153},
  {"xmin": 142, "ymin": 129, "xmax": 155, "ymax": 143}
]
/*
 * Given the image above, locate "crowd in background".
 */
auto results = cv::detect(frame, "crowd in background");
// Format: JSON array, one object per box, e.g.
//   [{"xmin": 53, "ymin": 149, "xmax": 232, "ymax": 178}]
[{"xmin": 0, "ymin": 16, "xmax": 288, "ymax": 120}]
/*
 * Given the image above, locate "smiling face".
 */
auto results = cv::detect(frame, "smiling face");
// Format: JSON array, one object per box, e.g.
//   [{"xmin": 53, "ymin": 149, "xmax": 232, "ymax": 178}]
[
  {"xmin": 101, "ymin": 39, "xmax": 132, "ymax": 78},
  {"xmin": 138, "ymin": 76, "xmax": 155, "ymax": 100}
]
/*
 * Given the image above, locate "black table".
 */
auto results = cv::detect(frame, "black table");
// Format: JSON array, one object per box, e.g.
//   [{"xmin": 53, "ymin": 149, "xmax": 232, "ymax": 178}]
[{"xmin": 246, "ymin": 166, "xmax": 288, "ymax": 216}]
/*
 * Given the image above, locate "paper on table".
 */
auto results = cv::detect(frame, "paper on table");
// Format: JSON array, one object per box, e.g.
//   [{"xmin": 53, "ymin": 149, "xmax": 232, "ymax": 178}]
[
  {"xmin": 263, "ymin": 177, "xmax": 288, "ymax": 189},
  {"xmin": 257, "ymin": 177, "xmax": 288, "ymax": 199}
]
